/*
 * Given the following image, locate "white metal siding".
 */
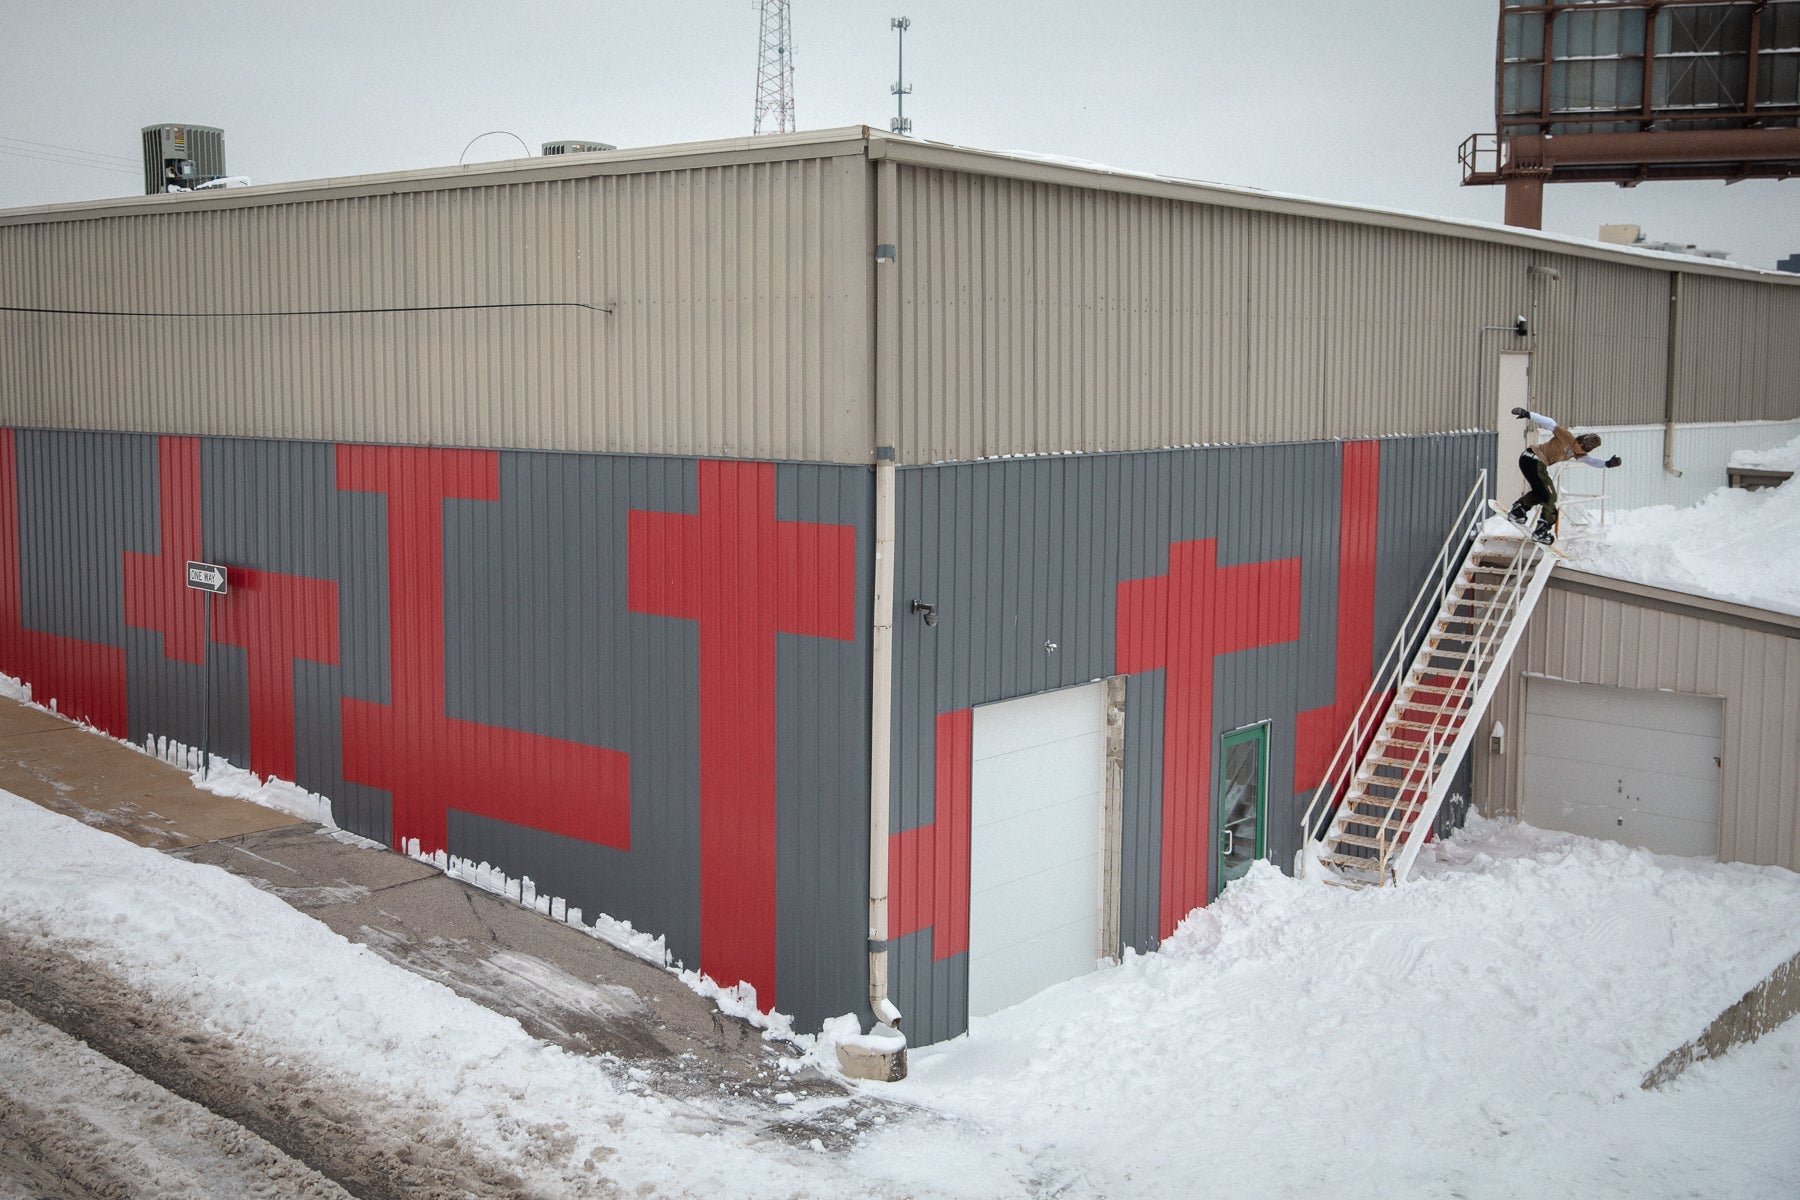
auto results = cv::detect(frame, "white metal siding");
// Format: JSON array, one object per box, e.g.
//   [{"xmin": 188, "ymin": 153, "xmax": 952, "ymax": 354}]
[
  {"xmin": 1564, "ymin": 420, "xmax": 1800, "ymax": 512},
  {"xmin": 968, "ymin": 682, "xmax": 1106, "ymax": 1018},
  {"xmin": 1522, "ymin": 678, "xmax": 1722, "ymax": 856}
]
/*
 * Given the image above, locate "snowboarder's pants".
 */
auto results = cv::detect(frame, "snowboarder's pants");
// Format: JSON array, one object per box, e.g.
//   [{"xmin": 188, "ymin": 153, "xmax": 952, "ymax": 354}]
[{"xmin": 1513, "ymin": 451, "xmax": 1557, "ymax": 526}]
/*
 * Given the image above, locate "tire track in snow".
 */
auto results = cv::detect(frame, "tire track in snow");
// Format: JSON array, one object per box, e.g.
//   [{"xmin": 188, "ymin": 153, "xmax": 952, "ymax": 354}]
[
  {"xmin": 0, "ymin": 929, "xmax": 606, "ymax": 1200},
  {"xmin": 0, "ymin": 999, "xmax": 350, "ymax": 1199}
]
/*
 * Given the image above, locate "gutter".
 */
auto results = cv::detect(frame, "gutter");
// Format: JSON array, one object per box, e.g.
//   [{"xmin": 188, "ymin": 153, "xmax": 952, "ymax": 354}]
[{"xmin": 1664, "ymin": 271, "xmax": 1685, "ymax": 478}]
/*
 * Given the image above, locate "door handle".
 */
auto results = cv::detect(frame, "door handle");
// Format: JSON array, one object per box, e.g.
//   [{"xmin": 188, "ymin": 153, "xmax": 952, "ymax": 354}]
[{"xmin": 1221, "ymin": 829, "xmax": 1233, "ymax": 856}]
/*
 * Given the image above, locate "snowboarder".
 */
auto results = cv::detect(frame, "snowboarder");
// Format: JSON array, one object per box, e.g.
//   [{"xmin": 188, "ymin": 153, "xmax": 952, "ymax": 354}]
[{"xmin": 1506, "ymin": 407, "xmax": 1622, "ymax": 545}]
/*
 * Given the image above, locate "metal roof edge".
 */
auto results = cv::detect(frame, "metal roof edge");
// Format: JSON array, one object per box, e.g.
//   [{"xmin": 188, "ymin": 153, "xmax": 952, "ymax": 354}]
[
  {"xmin": 1550, "ymin": 567, "xmax": 1800, "ymax": 638},
  {"xmin": 3, "ymin": 123, "xmax": 1794, "ymax": 288},
  {"xmin": 0, "ymin": 126, "xmax": 879, "ymax": 227},
  {"xmin": 865, "ymin": 133, "xmax": 1800, "ymax": 287}
]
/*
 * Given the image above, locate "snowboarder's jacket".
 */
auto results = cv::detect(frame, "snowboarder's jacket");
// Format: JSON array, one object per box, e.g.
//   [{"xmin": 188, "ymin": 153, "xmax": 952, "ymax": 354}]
[{"xmin": 1522, "ymin": 411, "xmax": 1610, "ymax": 469}]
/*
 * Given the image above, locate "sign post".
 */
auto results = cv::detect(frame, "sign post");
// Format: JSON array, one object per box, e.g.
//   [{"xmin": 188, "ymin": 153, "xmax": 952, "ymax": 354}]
[{"xmin": 185, "ymin": 562, "xmax": 228, "ymax": 779}]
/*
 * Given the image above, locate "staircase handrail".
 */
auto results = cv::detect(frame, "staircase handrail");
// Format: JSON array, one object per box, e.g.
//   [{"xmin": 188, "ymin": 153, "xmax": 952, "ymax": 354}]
[
  {"xmin": 1298, "ymin": 469, "xmax": 1490, "ymax": 869},
  {"xmin": 1376, "ymin": 528, "xmax": 1536, "ymax": 880},
  {"xmin": 1388, "ymin": 530, "xmax": 1547, "ymax": 882}
]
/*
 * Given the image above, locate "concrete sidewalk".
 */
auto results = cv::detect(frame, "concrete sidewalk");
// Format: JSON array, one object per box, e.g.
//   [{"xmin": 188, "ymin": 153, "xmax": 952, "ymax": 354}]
[
  {"xmin": 0, "ymin": 699, "xmax": 303, "ymax": 849},
  {"xmin": 0, "ymin": 696, "xmax": 851, "ymax": 1120}
]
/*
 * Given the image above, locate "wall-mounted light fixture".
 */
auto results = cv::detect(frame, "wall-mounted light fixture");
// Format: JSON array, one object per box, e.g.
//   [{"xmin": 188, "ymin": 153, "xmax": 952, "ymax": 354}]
[{"xmin": 910, "ymin": 599, "xmax": 937, "ymax": 627}]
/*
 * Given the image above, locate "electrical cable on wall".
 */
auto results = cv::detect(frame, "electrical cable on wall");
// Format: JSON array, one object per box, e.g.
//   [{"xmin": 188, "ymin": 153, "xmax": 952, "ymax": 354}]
[{"xmin": 0, "ymin": 300, "xmax": 615, "ymax": 318}]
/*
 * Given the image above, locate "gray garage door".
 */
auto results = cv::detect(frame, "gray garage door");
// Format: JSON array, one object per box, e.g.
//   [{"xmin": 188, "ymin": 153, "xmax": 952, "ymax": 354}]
[{"xmin": 1523, "ymin": 677, "xmax": 1723, "ymax": 857}]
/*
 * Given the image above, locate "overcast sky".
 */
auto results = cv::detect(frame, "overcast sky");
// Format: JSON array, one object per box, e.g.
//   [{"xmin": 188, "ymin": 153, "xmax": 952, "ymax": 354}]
[{"xmin": 5, "ymin": 1, "xmax": 1796, "ymax": 269}]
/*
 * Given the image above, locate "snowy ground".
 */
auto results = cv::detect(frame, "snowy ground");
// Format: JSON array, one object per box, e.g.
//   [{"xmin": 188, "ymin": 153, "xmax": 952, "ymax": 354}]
[
  {"xmin": 3, "ymin": 789, "xmax": 1797, "ymax": 1198},
  {"xmin": 1553, "ymin": 433, "xmax": 1800, "ymax": 615}
]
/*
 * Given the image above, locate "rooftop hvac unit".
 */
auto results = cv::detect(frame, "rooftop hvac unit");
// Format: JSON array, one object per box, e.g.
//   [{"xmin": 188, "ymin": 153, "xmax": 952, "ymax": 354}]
[
  {"xmin": 142, "ymin": 124, "xmax": 226, "ymax": 195},
  {"xmin": 541, "ymin": 140, "xmax": 616, "ymax": 156}
]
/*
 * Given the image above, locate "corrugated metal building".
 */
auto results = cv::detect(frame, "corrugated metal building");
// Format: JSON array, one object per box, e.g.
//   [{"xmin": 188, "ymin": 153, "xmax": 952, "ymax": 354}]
[
  {"xmin": 2, "ymin": 127, "xmax": 1796, "ymax": 1047},
  {"xmin": 1474, "ymin": 572, "xmax": 1800, "ymax": 871}
]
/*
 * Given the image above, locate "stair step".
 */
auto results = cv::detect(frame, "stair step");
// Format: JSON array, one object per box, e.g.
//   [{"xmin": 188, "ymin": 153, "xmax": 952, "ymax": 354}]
[
  {"xmin": 1318, "ymin": 853, "xmax": 1388, "ymax": 882},
  {"xmin": 1338, "ymin": 806, "xmax": 1424, "ymax": 834},
  {"xmin": 1342, "ymin": 794, "xmax": 1427, "ymax": 819},
  {"xmin": 1331, "ymin": 832, "xmax": 1398, "ymax": 852},
  {"xmin": 1383, "ymin": 716, "xmax": 1464, "ymax": 736}
]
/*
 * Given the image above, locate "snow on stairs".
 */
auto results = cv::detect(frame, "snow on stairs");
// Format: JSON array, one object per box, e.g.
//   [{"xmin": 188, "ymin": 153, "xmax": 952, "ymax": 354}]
[{"xmin": 1308, "ymin": 522, "xmax": 1559, "ymax": 889}]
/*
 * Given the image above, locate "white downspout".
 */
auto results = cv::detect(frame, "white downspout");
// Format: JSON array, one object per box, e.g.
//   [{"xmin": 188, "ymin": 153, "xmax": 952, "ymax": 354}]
[{"xmin": 866, "ymin": 150, "xmax": 905, "ymax": 1042}]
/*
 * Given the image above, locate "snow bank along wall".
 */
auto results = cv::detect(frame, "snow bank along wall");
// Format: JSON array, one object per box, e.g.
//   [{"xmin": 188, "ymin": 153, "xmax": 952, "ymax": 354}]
[{"xmin": 2, "ymin": 128, "xmax": 1796, "ymax": 1045}]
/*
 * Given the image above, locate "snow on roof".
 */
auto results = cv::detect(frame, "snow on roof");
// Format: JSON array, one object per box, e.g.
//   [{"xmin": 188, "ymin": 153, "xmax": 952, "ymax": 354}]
[
  {"xmin": 1729, "ymin": 441, "xmax": 1800, "ymax": 473},
  {"xmin": 1555, "ymin": 435, "xmax": 1800, "ymax": 617}
]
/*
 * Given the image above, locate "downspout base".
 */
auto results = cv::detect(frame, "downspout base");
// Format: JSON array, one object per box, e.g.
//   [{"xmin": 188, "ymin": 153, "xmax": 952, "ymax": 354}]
[{"xmin": 836, "ymin": 1023, "xmax": 909, "ymax": 1082}]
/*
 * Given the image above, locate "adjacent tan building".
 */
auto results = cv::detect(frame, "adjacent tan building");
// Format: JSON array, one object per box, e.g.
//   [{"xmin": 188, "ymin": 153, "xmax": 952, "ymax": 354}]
[{"xmin": 1476, "ymin": 570, "xmax": 1800, "ymax": 871}]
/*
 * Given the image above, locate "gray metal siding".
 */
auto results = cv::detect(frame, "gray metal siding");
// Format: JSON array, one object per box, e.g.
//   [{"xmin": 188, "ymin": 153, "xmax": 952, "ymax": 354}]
[
  {"xmin": 0, "ymin": 157, "xmax": 874, "ymax": 463},
  {"xmin": 0, "ymin": 428, "xmax": 875, "ymax": 1030},
  {"xmin": 887, "ymin": 432, "xmax": 1490, "ymax": 1045},
  {"xmin": 1475, "ymin": 581, "xmax": 1800, "ymax": 871},
  {"xmin": 775, "ymin": 464, "xmax": 875, "ymax": 1025}
]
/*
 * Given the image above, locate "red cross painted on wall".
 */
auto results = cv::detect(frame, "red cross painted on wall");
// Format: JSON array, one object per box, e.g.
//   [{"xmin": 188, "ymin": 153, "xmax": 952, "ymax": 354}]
[
  {"xmin": 629, "ymin": 459, "xmax": 857, "ymax": 1010},
  {"xmin": 1296, "ymin": 440, "xmax": 1383, "ymax": 791},
  {"xmin": 1117, "ymin": 539, "xmax": 1301, "ymax": 939},
  {"xmin": 0, "ymin": 431, "xmax": 127, "ymax": 736},
  {"xmin": 336, "ymin": 445, "xmax": 631, "ymax": 854},
  {"xmin": 888, "ymin": 708, "xmax": 972, "ymax": 961},
  {"xmin": 120, "ymin": 436, "xmax": 341, "ymax": 782},
  {"xmin": 123, "ymin": 438, "xmax": 208, "ymax": 665}
]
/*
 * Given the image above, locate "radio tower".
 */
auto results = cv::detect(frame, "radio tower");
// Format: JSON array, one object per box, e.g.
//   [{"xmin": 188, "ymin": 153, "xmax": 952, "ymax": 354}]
[{"xmin": 753, "ymin": 0, "xmax": 795, "ymax": 136}]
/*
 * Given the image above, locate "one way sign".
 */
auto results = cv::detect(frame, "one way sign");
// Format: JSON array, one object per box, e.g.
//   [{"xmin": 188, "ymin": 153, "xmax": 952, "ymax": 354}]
[{"xmin": 185, "ymin": 561, "xmax": 228, "ymax": 594}]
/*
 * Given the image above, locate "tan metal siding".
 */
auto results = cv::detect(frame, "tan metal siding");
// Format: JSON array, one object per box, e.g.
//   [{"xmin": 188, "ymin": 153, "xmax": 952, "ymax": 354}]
[
  {"xmin": 1474, "ymin": 582, "xmax": 1800, "ymax": 871},
  {"xmin": 7, "ymin": 128, "xmax": 1797, "ymax": 465},
  {"xmin": 0, "ymin": 157, "xmax": 873, "ymax": 462},
  {"xmin": 1530, "ymin": 258, "xmax": 1668, "ymax": 427},
  {"xmin": 1677, "ymin": 274, "xmax": 1800, "ymax": 424},
  {"xmin": 892, "ymin": 166, "xmax": 1627, "ymax": 460}
]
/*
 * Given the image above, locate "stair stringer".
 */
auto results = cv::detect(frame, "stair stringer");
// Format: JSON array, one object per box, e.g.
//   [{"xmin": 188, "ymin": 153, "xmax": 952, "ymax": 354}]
[{"xmin": 1387, "ymin": 535, "xmax": 1559, "ymax": 882}]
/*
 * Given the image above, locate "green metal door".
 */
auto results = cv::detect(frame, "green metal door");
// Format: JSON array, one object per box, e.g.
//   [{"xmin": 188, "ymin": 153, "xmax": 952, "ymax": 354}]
[{"xmin": 1215, "ymin": 723, "xmax": 1269, "ymax": 895}]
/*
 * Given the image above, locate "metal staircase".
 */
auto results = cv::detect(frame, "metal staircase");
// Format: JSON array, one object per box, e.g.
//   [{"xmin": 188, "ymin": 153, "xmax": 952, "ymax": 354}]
[{"xmin": 1299, "ymin": 472, "xmax": 1559, "ymax": 888}]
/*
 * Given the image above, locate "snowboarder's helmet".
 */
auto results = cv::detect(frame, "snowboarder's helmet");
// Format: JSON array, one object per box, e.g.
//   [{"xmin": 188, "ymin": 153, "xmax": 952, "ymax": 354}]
[{"xmin": 1577, "ymin": 433, "xmax": 1602, "ymax": 453}]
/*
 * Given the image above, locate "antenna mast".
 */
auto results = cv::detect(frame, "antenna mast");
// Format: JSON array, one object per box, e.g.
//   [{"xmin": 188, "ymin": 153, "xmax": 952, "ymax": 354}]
[
  {"xmin": 754, "ymin": 0, "xmax": 796, "ymax": 136},
  {"xmin": 889, "ymin": 17, "xmax": 913, "ymax": 135}
]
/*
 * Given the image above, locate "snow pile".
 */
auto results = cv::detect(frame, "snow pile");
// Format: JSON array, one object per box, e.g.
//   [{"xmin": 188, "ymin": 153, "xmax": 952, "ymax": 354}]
[
  {"xmin": 5, "ymin": 788, "xmax": 1798, "ymax": 1197},
  {"xmin": 1729, "ymin": 437, "xmax": 1800, "ymax": 473},
  {"xmin": 0, "ymin": 790, "xmax": 891, "ymax": 1197},
  {"xmin": 868, "ymin": 816, "xmax": 1800, "ymax": 1198},
  {"xmin": 1559, "ymin": 453, "xmax": 1800, "ymax": 615},
  {"xmin": 149, "ymin": 739, "xmax": 338, "ymax": 827}
]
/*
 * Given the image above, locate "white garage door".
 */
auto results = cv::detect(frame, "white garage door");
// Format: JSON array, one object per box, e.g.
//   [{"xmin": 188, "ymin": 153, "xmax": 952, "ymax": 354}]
[
  {"xmin": 1523, "ymin": 677, "xmax": 1723, "ymax": 857},
  {"xmin": 968, "ymin": 682, "xmax": 1106, "ymax": 1018}
]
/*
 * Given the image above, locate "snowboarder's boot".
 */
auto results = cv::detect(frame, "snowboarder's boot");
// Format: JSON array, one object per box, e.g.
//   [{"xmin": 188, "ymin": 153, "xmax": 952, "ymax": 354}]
[
  {"xmin": 1531, "ymin": 519, "xmax": 1555, "ymax": 546},
  {"xmin": 1505, "ymin": 503, "xmax": 1530, "ymax": 528}
]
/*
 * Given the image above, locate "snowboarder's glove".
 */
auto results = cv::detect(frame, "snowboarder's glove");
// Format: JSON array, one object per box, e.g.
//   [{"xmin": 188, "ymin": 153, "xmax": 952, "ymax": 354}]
[
  {"xmin": 1605, "ymin": 455, "xmax": 1622, "ymax": 468},
  {"xmin": 1511, "ymin": 406, "xmax": 1529, "ymax": 419}
]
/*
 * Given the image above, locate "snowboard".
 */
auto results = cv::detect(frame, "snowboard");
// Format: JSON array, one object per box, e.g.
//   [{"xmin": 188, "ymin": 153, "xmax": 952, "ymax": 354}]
[{"xmin": 1487, "ymin": 500, "xmax": 1566, "ymax": 558}]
